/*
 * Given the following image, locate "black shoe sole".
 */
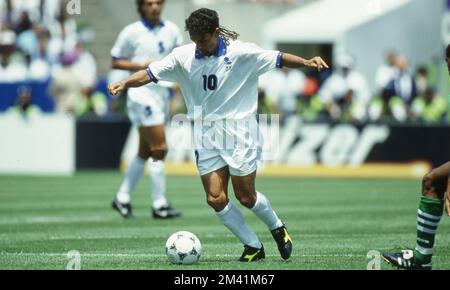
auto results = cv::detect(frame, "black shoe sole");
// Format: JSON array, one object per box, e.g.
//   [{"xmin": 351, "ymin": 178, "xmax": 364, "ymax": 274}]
[
  {"xmin": 152, "ymin": 213, "xmax": 182, "ymax": 219},
  {"xmin": 111, "ymin": 201, "xmax": 133, "ymax": 219}
]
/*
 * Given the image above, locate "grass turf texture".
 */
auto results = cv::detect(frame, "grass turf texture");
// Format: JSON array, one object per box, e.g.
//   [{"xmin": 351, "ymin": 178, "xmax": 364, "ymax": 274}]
[{"xmin": 0, "ymin": 171, "xmax": 449, "ymax": 270}]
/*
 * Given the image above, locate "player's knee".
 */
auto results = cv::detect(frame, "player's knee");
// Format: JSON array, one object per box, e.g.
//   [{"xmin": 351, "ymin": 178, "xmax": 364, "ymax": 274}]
[
  {"xmin": 422, "ymin": 171, "xmax": 437, "ymax": 197},
  {"xmin": 237, "ymin": 193, "xmax": 256, "ymax": 209},
  {"xmin": 137, "ymin": 151, "xmax": 151, "ymax": 160},
  {"xmin": 149, "ymin": 144, "xmax": 168, "ymax": 161},
  {"xmin": 206, "ymin": 194, "xmax": 227, "ymax": 211},
  {"xmin": 138, "ymin": 146, "xmax": 151, "ymax": 160}
]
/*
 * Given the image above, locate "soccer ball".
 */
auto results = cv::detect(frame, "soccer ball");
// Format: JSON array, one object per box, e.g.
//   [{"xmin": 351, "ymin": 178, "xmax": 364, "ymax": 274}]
[{"xmin": 165, "ymin": 231, "xmax": 201, "ymax": 265}]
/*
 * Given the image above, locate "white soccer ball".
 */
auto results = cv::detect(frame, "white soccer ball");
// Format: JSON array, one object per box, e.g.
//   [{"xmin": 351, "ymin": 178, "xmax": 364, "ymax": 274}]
[{"xmin": 165, "ymin": 231, "xmax": 202, "ymax": 265}]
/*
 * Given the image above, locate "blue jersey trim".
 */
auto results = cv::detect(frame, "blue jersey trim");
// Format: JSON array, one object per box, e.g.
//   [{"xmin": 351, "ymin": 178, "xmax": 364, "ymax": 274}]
[
  {"xmin": 146, "ymin": 68, "xmax": 159, "ymax": 83},
  {"xmin": 276, "ymin": 52, "xmax": 283, "ymax": 68},
  {"xmin": 195, "ymin": 36, "xmax": 227, "ymax": 59}
]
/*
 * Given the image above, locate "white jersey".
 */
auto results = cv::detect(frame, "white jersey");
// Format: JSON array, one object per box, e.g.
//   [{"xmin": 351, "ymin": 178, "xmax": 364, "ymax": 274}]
[
  {"xmin": 147, "ymin": 37, "xmax": 282, "ymax": 121},
  {"xmin": 111, "ymin": 19, "xmax": 183, "ymax": 102}
]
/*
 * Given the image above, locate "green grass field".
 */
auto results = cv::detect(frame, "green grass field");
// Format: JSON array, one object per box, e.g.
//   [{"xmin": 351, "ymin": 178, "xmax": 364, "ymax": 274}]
[{"xmin": 0, "ymin": 171, "xmax": 449, "ymax": 270}]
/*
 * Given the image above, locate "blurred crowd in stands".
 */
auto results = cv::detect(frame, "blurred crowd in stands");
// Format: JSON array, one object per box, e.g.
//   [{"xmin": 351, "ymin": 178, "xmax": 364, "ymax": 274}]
[
  {"xmin": 1, "ymin": 0, "xmax": 448, "ymax": 125},
  {"xmin": 0, "ymin": 0, "xmax": 109, "ymax": 118},
  {"xmin": 258, "ymin": 51, "xmax": 448, "ymax": 125}
]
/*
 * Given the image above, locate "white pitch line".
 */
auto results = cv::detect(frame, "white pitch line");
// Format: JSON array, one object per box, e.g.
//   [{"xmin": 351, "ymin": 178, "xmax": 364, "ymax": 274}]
[{"xmin": 0, "ymin": 252, "xmax": 361, "ymax": 258}]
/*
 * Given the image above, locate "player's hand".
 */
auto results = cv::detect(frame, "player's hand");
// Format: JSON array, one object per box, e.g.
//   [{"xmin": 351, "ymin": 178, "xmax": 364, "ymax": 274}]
[
  {"xmin": 445, "ymin": 192, "xmax": 450, "ymax": 216},
  {"xmin": 108, "ymin": 81, "xmax": 125, "ymax": 96},
  {"xmin": 306, "ymin": 56, "xmax": 329, "ymax": 72}
]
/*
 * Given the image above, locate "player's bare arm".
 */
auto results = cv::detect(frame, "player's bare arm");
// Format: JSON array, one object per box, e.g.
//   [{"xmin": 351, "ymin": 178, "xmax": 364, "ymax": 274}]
[
  {"xmin": 108, "ymin": 70, "xmax": 151, "ymax": 96},
  {"xmin": 281, "ymin": 53, "xmax": 329, "ymax": 72},
  {"xmin": 112, "ymin": 59, "xmax": 153, "ymax": 72}
]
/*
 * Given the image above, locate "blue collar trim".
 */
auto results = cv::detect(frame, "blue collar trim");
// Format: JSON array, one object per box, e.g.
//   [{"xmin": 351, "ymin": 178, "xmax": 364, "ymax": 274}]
[
  {"xmin": 195, "ymin": 36, "xmax": 227, "ymax": 59},
  {"xmin": 141, "ymin": 18, "xmax": 165, "ymax": 31}
]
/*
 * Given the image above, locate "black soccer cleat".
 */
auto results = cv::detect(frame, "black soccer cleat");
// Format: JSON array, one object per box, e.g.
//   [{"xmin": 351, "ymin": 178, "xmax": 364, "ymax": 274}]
[
  {"xmin": 271, "ymin": 223, "xmax": 293, "ymax": 260},
  {"xmin": 382, "ymin": 250, "xmax": 432, "ymax": 270},
  {"xmin": 111, "ymin": 199, "xmax": 134, "ymax": 219},
  {"xmin": 239, "ymin": 244, "xmax": 265, "ymax": 262},
  {"xmin": 152, "ymin": 205, "xmax": 181, "ymax": 219}
]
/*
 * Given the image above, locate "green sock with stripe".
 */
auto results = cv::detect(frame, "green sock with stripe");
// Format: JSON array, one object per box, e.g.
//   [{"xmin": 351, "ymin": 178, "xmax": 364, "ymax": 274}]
[{"xmin": 413, "ymin": 196, "xmax": 444, "ymax": 264}]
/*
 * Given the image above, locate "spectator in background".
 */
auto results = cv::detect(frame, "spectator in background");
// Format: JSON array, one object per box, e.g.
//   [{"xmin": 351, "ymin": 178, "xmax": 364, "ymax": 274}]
[
  {"xmin": 46, "ymin": 3, "xmax": 77, "ymax": 64},
  {"xmin": 415, "ymin": 66, "xmax": 428, "ymax": 98},
  {"xmin": 0, "ymin": 29, "xmax": 27, "ymax": 82},
  {"xmin": 375, "ymin": 50, "xmax": 397, "ymax": 91},
  {"xmin": 411, "ymin": 87, "xmax": 447, "ymax": 124},
  {"xmin": 72, "ymin": 41, "xmax": 97, "ymax": 92},
  {"xmin": 368, "ymin": 88, "xmax": 407, "ymax": 123},
  {"xmin": 14, "ymin": 10, "xmax": 33, "ymax": 35},
  {"xmin": 3, "ymin": 0, "xmax": 62, "ymax": 31},
  {"xmin": 386, "ymin": 55, "xmax": 417, "ymax": 106},
  {"xmin": 0, "ymin": 0, "xmax": 13, "ymax": 25},
  {"xmin": 6, "ymin": 86, "xmax": 42, "ymax": 117},
  {"xmin": 257, "ymin": 87, "xmax": 275, "ymax": 116},
  {"xmin": 259, "ymin": 67, "xmax": 306, "ymax": 123},
  {"xmin": 318, "ymin": 54, "xmax": 370, "ymax": 122},
  {"xmin": 17, "ymin": 24, "xmax": 52, "ymax": 81},
  {"xmin": 369, "ymin": 55, "xmax": 417, "ymax": 123},
  {"xmin": 296, "ymin": 77, "xmax": 324, "ymax": 122},
  {"xmin": 5, "ymin": 0, "xmax": 42, "ymax": 24},
  {"xmin": 51, "ymin": 51, "xmax": 84, "ymax": 114}
]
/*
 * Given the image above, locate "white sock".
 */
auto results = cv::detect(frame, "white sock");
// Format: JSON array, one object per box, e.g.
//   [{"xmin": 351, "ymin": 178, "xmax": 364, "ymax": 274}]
[
  {"xmin": 216, "ymin": 199, "xmax": 262, "ymax": 249},
  {"xmin": 251, "ymin": 191, "xmax": 283, "ymax": 231},
  {"xmin": 149, "ymin": 160, "xmax": 169, "ymax": 209},
  {"xmin": 116, "ymin": 156, "xmax": 146, "ymax": 204}
]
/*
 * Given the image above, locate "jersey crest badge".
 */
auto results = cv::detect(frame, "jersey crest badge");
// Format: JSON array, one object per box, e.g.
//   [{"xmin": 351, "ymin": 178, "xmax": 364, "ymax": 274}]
[{"xmin": 224, "ymin": 57, "xmax": 233, "ymax": 71}]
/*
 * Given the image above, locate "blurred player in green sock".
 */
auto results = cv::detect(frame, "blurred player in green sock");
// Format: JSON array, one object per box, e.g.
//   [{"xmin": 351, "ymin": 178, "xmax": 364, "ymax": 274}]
[{"xmin": 383, "ymin": 47, "xmax": 450, "ymax": 268}]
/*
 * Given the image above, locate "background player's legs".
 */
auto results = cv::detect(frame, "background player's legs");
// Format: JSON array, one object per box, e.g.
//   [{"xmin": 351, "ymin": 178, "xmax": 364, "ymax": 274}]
[
  {"xmin": 200, "ymin": 167, "xmax": 262, "ymax": 249},
  {"xmin": 413, "ymin": 161, "xmax": 449, "ymax": 264},
  {"xmin": 139, "ymin": 125, "xmax": 167, "ymax": 161},
  {"xmin": 231, "ymin": 171, "xmax": 283, "ymax": 230},
  {"xmin": 140, "ymin": 125, "xmax": 168, "ymax": 208},
  {"xmin": 139, "ymin": 125, "xmax": 180, "ymax": 218},
  {"xmin": 148, "ymin": 159, "xmax": 167, "ymax": 208},
  {"xmin": 115, "ymin": 129, "xmax": 150, "ymax": 205}
]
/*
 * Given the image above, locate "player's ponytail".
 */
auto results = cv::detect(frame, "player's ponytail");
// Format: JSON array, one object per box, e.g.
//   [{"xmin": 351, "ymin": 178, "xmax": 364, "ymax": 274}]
[
  {"xmin": 218, "ymin": 27, "xmax": 239, "ymax": 45},
  {"xmin": 185, "ymin": 8, "xmax": 239, "ymax": 45}
]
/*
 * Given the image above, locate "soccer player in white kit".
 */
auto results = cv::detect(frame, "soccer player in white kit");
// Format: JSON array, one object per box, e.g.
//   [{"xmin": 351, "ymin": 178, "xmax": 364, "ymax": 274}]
[
  {"xmin": 110, "ymin": 0, "xmax": 182, "ymax": 219},
  {"xmin": 109, "ymin": 8, "xmax": 328, "ymax": 261}
]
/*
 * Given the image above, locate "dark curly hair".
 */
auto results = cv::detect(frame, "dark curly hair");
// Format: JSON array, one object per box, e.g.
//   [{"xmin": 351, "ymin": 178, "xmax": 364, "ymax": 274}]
[
  {"xmin": 185, "ymin": 8, "xmax": 239, "ymax": 45},
  {"xmin": 136, "ymin": 0, "xmax": 164, "ymax": 18}
]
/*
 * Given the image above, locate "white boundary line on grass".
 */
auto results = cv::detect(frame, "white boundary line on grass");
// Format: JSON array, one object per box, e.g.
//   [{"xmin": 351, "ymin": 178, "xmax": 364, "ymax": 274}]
[{"xmin": 0, "ymin": 252, "xmax": 361, "ymax": 258}]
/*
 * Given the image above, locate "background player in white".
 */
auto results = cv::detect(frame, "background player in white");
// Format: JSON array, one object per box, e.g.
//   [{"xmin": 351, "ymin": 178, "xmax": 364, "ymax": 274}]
[
  {"xmin": 110, "ymin": 0, "xmax": 181, "ymax": 219},
  {"xmin": 109, "ymin": 8, "xmax": 328, "ymax": 261}
]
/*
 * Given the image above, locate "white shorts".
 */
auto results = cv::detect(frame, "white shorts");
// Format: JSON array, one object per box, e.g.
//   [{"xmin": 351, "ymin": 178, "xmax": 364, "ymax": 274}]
[
  {"xmin": 193, "ymin": 118, "xmax": 262, "ymax": 176},
  {"xmin": 127, "ymin": 86, "xmax": 169, "ymax": 127}
]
